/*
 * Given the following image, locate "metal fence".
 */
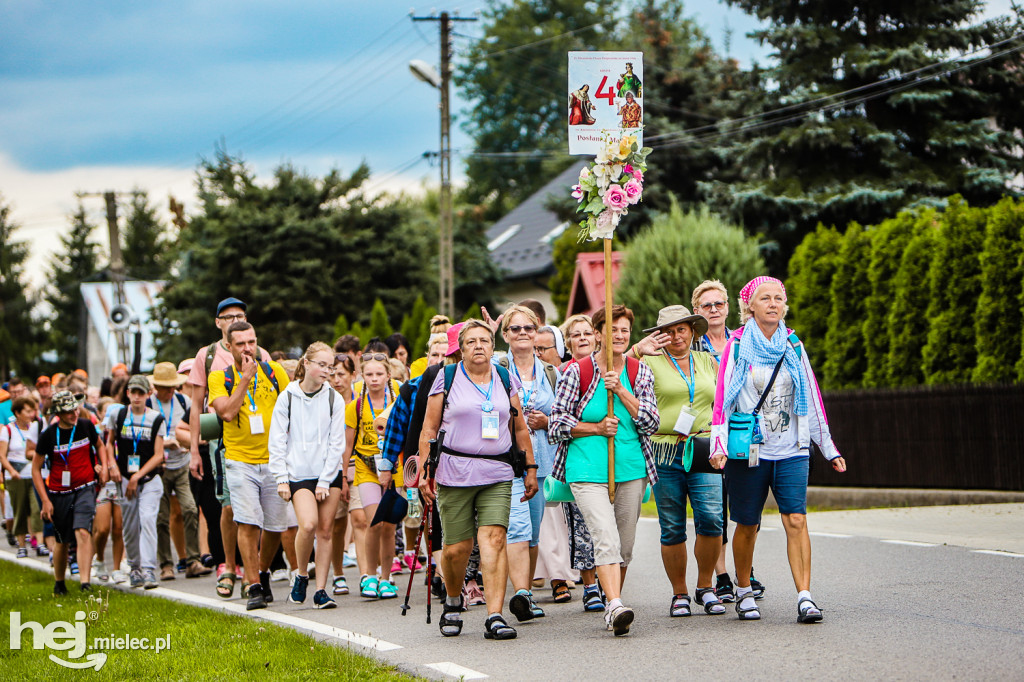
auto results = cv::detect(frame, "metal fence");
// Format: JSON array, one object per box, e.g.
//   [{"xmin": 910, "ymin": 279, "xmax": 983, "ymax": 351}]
[{"xmin": 808, "ymin": 383, "xmax": 1024, "ymax": 491}]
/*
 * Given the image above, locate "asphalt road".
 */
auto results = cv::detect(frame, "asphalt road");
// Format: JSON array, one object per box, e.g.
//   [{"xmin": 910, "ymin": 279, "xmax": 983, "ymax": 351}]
[{"xmin": 5, "ymin": 504, "xmax": 1023, "ymax": 681}]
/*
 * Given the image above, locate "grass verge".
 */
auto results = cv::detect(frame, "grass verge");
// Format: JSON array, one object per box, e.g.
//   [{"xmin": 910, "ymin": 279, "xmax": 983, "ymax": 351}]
[{"xmin": 1, "ymin": 560, "xmax": 421, "ymax": 681}]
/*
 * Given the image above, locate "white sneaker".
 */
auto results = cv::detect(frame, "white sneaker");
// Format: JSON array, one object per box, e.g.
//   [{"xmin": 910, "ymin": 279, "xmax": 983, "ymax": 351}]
[
  {"xmin": 111, "ymin": 569, "xmax": 129, "ymax": 584},
  {"xmin": 93, "ymin": 559, "xmax": 109, "ymax": 582},
  {"xmin": 271, "ymin": 568, "xmax": 289, "ymax": 582}
]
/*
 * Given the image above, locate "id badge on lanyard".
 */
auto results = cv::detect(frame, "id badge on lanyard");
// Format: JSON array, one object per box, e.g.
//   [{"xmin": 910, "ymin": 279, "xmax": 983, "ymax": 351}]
[
  {"xmin": 673, "ymin": 406, "xmax": 696, "ymax": 435},
  {"xmin": 128, "ymin": 454, "xmax": 140, "ymax": 473},
  {"xmin": 249, "ymin": 414, "xmax": 265, "ymax": 435},
  {"xmin": 481, "ymin": 412, "xmax": 500, "ymax": 439}
]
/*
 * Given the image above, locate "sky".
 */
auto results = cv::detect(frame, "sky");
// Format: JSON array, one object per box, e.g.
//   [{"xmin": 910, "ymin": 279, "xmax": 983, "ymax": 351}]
[{"xmin": 1, "ymin": 0, "xmax": 1015, "ymax": 290}]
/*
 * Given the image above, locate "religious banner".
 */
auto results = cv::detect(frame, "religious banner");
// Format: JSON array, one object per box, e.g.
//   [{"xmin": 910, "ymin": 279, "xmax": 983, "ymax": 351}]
[{"xmin": 568, "ymin": 51, "xmax": 644, "ymax": 155}]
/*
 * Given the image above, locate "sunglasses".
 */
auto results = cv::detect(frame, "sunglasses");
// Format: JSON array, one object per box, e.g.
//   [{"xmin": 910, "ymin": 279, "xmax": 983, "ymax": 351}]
[
  {"xmin": 699, "ymin": 301, "xmax": 727, "ymax": 311},
  {"xmin": 362, "ymin": 353, "xmax": 389, "ymax": 363},
  {"xmin": 507, "ymin": 324, "xmax": 537, "ymax": 335}
]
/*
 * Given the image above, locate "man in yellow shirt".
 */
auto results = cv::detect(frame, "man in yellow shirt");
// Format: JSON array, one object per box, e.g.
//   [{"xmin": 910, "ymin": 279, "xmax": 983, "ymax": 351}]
[{"xmin": 208, "ymin": 321, "xmax": 290, "ymax": 610}]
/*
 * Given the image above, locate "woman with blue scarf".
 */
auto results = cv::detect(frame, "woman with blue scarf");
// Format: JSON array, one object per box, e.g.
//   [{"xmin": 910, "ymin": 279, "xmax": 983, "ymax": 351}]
[{"xmin": 710, "ymin": 277, "xmax": 846, "ymax": 624}]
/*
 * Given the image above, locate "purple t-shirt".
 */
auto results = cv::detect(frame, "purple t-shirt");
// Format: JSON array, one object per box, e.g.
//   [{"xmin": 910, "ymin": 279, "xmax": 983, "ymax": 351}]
[{"xmin": 430, "ymin": 363, "xmax": 521, "ymax": 487}]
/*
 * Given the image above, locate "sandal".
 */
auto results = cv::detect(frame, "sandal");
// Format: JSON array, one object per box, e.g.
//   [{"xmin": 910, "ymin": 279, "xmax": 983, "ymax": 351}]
[
  {"xmin": 483, "ymin": 614, "xmax": 517, "ymax": 640},
  {"xmin": 582, "ymin": 585, "xmax": 605, "ymax": 612},
  {"xmin": 509, "ymin": 590, "xmax": 536, "ymax": 622},
  {"xmin": 670, "ymin": 593, "xmax": 692, "ymax": 617},
  {"xmin": 216, "ymin": 572, "xmax": 236, "ymax": 599},
  {"xmin": 359, "ymin": 575, "xmax": 379, "ymax": 599},
  {"xmin": 440, "ymin": 595, "xmax": 465, "ymax": 637},
  {"xmin": 797, "ymin": 596, "xmax": 823, "ymax": 624},
  {"xmin": 377, "ymin": 579, "xmax": 398, "ymax": 599},
  {"xmin": 696, "ymin": 587, "xmax": 727, "ymax": 615},
  {"xmin": 551, "ymin": 580, "xmax": 571, "ymax": 603},
  {"xmin": 332, "ymin": 576, "xmax": 349, "ymax": 595},
  {"xmin": 527, "ymin": 592, "xmax": 545, "ymax": 618},
  {"xmin": 736, "ymin": 595, "xmax": 761, "ymax": 620},
  {"xmin": 750, "ymin": 570, "xmax": 765, "ymax": 600}
]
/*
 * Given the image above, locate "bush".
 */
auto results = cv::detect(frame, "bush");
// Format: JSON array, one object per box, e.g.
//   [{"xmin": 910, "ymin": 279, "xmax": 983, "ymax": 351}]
[
  {"xmin": 885, "ymin": 214, "xmax": 939, "ymax": 386},
  {"xmin": 973, "ymin": 197, "xmax": 1024, "ymax": 382},
  {"xmin": 822, "ymin": 222, "xmax": 872, "ymax": 389},
  {"xmin": 862, "ymin": 212, "xmax": 917, "ymax": 387},
  {"xmin": 786, "ymin": 223, "xmax": 843, "ymax": 364},
  {"xmin": 617, "ymin": 201, "xmax": 764, "ymax": 332}
]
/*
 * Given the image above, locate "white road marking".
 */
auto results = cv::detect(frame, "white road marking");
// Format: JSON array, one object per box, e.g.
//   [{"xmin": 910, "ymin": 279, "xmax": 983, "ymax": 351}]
[
  {"xmin": 881, "ymin": 540, "xmax": 939, "ymax": 547},
  {"xmin": 425, "ymin": 662, "xmax": 489, "ymax": 679},
  {"xmin": 809, "ymin": 532, "xmax": 853, "ymax": 538},
  {"xmin": 972, "ymin": 549, "xmax": 1024, "ymax": 558}
]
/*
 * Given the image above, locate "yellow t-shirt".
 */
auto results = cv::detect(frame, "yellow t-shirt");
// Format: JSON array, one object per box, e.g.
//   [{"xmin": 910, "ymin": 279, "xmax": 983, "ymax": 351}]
[
  {"xmin": 208, "ymin": 361, "xmax": 290, "ymax": 464},
  {"xmin": 409, "ymin": 357, "xmax": 428, "ymax": 380},
  {"xmin": 345, "ymin": 391, "xmax": 402, "ymax": 487}
]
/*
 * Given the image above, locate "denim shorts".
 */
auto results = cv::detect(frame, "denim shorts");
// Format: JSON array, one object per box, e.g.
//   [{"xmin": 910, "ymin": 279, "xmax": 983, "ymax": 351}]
[
  {"xmin": 652, "ymin": 443, "xmax": 723, "ymax": 545},
  {"xmin": 507, "ymin": 477, "xmax": 533, "ymax": 545},
  {"xmin": 725, "ymin": 455, "xmax": 809, "ymax": 526}
]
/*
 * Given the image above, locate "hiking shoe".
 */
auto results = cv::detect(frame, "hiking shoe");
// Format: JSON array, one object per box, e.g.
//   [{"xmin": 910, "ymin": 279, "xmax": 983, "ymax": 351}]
[
  {"xmin": 246, "ymin": 583, "xmax": 267, "ymax": 611},
  {"xmin": 200, "ymin": 553, "xmax": 216, "ymax": 569},
  {"xmin": 129, "ymin": 569, "xmax": 145, "ymax": 588},
  {"xmin": 582, "ymin": 585, "xmax": 605, "ymax": 612},
  {"xmin": 391, "ymin": 557, "xmax": 405, "ymax": 575},
  {"xmin": 54, "ymin": 581, "xmax": 68, "ymax": 596},
  {"xmin": 111, "ymin": 569, "xmax": 129, "ymax": 584},
  {"xmin": 431, "ymin": 574, "xmax": 447, "ymax": 600},
  {"xmin": 271, "ymin": 568, "xmax": 289, "ymax": 582},
  {"xmin": 6, "ymin": 531, "xmax": 15, "ymax": 547},
  {"xmin": 313, "ymin": 589, "xmax": 337, "ymax": 609},
  {"xmin": 509, "ymin": 589, "xmax": 536, "ymax": 622},
  {"xmin": 715, "ymin": 573, "xmax": 736, "ymax": 603},
  {"xmin": 289, "ymin": 574, "xmax": 309, "ymax": 604},
  {"xmin": 16, "ymin": 547, "xmax": 28, "ymax": 559},
  {"xmin": 749, "ymin": 570, "xmax": 765, "ymax": 600},
  {"xmin": 93, "ymin": 559, "xmax": 109, "ymax": 582},
  {"xmin": 186, "ymin": 561, "xmax": 212, "ymax": 578},
  {"xmin": 161, "ymin": 565, "xmax": 176, "ymax": 581},
  {"xmin": 36, "ymin": 545, "xmax": 50, "ymax": 557},
  {"xmin": 176, "ymin": 558, "xmax": 187, "ymax": 573},
  {"xmin": 143, "ymin": 570, "xmax": 159, "ymax": 589},
  {"xmin": 342, "ymin": 552, "xmax": 357, "ymax": 568},
  {"xmin": 606, "ymin": 604, "xmax": 635, "ymax": 636},
  {"xmin": 70, "ymin": 560, "xmax": 79, "ymax": 575},
  {"xmin": 259, "ymin": 571, "xmax": 275, "ymax": 603}
]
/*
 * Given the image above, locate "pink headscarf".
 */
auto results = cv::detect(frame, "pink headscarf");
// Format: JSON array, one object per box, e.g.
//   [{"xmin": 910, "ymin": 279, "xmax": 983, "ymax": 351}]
[{"xmin": 739, "ymin": 276, "xmax": 786, "ymax": 305}]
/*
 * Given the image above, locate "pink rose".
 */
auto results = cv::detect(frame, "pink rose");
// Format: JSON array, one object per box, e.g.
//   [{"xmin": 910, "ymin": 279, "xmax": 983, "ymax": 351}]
[
  {"xmin": 602, "ymin": 184, "xmax": 629, "ymax": 211},
  {"xmin": 623, "ymin": 164, "xmax": 635, "ymax": 175},
  {"xmin": 571, "ymin": 184, "xmax": 584, "ymax": 201},
  {"xmin": 623, "ymin": 178, "xmax": 643, "ymax": 205},
  {"xmin": 631, "ymin": 168, "xmax": 643, "ymax": 181}
]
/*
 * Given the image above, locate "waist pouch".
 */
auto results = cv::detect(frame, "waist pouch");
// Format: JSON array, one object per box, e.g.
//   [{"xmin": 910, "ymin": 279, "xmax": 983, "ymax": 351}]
[
  {"xmin": 440, "ymin": 445, "xmax": 524, "ymax": 478},
  {"xmin": 683, "ymin": 436, "xmax": 717, "ymax": 475}
]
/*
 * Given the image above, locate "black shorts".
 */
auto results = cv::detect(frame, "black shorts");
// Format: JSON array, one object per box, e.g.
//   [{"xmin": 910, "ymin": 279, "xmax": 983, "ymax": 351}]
[
  {"xmin": 289, "ymin": 479, "xmax": 320, "ymax": 496},
  {"xmin": 50, "ymin": 486, "xmax": 97, "ymax": 544},
  {"xmin": 330, "ymin": 471, "xmax": 347, "ymax": 490}
]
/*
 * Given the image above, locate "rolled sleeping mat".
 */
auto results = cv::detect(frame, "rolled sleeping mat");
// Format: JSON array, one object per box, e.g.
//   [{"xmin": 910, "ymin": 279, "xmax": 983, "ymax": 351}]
[{"xmin": 543, "ymin": 475, "xmax": 652, "ymax": 504}]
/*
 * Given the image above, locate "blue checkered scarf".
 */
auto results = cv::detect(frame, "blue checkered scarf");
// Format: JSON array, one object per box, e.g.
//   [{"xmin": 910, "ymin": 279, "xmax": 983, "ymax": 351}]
[{"xmin": 724, "ymin": 319, "xmax": 808, "ymax": 417}]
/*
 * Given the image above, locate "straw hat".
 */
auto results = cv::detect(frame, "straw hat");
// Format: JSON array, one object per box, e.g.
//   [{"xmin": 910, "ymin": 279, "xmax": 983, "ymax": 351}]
[
  {"xmin": 150, "ymin": 362, "xmax": 188, "ymax": 388},
  {"xmin": 642, "ymin": 305, "xmax": 709, "ymax": 337}
]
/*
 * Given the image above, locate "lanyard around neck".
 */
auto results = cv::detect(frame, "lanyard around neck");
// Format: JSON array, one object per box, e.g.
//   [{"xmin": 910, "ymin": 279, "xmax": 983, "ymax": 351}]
[
  {"xmin": 156, "ymin": 398, "xmax": 174, "ymax": 437},
  {"xmin": 460, "ymin": 362, "xmax": 494, "ymax": 412},
  {"xmin": 510, "ymin": 357, "xmax": 536, "ymax": 409},
  {"xmin": 666, "ymin": 352, "xmax": 695, "ymax": 405},
  {"xmin": 128, "ymin": 410, "xmax": 146, "ymax": 456},
  {"xmin": 58, "ymin": 422, "xmax": 78, "ymax": 465},
  {"xmin": 233, "ymin": 365, "xmax": 258, "ymax": 412}
]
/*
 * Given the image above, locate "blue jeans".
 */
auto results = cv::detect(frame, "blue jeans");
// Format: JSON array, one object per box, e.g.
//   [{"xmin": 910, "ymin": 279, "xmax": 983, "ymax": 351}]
[
  {"xmin": 527, "ymin": 476, "xmax": 546, "ymax": 547},
  {"xmin": 725, "ymin": 456, "xmax": 809, "ymax": 526},
  {"xmin": 652, "ymin": 443, "xmax": 723, "ymax": 545}
]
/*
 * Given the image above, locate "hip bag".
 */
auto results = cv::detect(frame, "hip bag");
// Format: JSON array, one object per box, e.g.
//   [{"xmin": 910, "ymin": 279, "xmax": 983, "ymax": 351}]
[{"xmin": 727, "ymin": 356, "xmax": 784, "ymax": 460}]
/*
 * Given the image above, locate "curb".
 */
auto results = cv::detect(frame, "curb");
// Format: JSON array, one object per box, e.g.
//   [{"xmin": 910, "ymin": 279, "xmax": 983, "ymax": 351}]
[{"xmin": 764, "ymin": 486, "xmax": 1024, "ymax": 510}]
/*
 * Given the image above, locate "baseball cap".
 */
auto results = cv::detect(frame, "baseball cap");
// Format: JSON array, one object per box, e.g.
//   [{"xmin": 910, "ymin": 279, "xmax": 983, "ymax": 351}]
[
  {"xmin": 127, "ymin": 375, "xmax": 152, "ymax": 393},
  {"xmin": 35, "ymin": 376, "xmax": 51, "ymax": 387},
  {"xmin": 177, "ymin": 358, "xmax": 195, "ymax": 375},
  {"xmin": 52, "ymin": 390, "xmax": 81, "ymax": 413},
  {"xmin": 216, "ymin": 297, "xmax": 247, "ymax": 316}
]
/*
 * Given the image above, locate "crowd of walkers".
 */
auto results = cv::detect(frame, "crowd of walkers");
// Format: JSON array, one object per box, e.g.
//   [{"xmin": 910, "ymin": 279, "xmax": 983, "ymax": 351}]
[{"xmin": 0, "ymin": 277, "xmax": 845, "ymax": 638}]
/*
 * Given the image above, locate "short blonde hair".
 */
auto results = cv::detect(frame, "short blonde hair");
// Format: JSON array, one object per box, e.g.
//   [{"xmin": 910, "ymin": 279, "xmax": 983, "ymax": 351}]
[
  {"xmin": 560, "ymin": 314, "xmax": 595, "ymax": 356},
  {"xmin": 738, "ymin": 282, "xmax": 788, "ymax": 324},
  {"xmin": 500, "ymin": 305, "xmax": 540, "ymax": 333},
  {"xmin": 458, "ymin": 319, "xmax": 494, "ymax": 349},
  {"xmin": 691, "ymin": 279, "xmax": 729, "ymax": 312},
  {"xmin": 426, "ymin": 332, "xmax": 447, "ymax": 352},
  {"xmin": 389, "ymin": 358, "xmax": 409, "ymax": 382}
]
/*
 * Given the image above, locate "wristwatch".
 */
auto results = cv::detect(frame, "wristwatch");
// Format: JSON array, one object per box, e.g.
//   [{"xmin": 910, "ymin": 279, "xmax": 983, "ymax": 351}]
[{"xmin": 377, "ymin": 459, "xmax": 394, "ymax": 472}]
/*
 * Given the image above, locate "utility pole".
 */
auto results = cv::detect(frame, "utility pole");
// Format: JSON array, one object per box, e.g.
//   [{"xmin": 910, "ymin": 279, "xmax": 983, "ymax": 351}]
[{"xmin": 412, "ymin": 10, "xmax": 476, "ymax": 318}]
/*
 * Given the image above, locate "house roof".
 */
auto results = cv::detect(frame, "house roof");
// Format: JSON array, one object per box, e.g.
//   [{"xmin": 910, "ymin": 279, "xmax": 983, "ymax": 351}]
[
  {"xmin": 485, "ymin": 161, "xmax": 588, "ymax": 280},
  {"xmin": 566, "ymin": 251, "xmax": 624, "ymax": 317}
]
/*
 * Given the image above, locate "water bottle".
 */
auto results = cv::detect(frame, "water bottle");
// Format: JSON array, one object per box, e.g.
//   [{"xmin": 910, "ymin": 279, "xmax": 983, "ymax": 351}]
[{"xmin": 406, "ymin": 487, "xmax": 422, "ymax": 520}]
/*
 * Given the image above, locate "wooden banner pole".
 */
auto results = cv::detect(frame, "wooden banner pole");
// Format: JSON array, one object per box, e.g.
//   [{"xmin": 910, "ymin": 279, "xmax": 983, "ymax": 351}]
[{"xmin": 604, "ymin": 237, "xmax": 616, "ymax": 503}]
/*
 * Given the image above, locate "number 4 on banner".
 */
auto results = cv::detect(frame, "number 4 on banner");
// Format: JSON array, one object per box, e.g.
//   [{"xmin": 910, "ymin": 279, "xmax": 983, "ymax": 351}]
[{"xmin": 595, "ymin": 76, "xmax": 617, "ymax": 105}]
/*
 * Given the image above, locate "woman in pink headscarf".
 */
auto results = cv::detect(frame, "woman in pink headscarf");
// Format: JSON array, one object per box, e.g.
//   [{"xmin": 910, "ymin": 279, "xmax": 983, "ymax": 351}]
[{"xmin": 709, "ymin": 276, "xmax": 846, "ymax": 624}]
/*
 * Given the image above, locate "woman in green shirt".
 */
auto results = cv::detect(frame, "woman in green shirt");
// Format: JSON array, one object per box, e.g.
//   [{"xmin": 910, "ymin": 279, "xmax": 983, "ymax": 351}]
[{"xmin": 636, "ymin": 305, "xmax": 726, "ymax": 618}]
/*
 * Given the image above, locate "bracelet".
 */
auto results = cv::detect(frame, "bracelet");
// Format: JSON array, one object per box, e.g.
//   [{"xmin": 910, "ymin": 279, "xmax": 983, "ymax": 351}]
[
  {"xmin": 524, "ymin": 464, "xmax": 538, "ymax": 470},
  {"xmin": 632, "ymin": 346, "xmax": 642, "ymax": 360}
]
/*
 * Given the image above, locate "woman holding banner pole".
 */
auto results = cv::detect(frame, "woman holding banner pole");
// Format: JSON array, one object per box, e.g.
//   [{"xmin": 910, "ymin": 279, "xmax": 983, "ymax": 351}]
[{"xmin": 549, "ymin": 304, "xmax": 659, "ymax": 636}]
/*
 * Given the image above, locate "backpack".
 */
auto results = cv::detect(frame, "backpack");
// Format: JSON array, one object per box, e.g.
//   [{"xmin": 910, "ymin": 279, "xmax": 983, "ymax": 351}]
[
  {"xmin": 441, "ymin": 362, "xmax": 515, "ymax": 419},
  {"xmin": 400, "ymin": 363, "xmax": 443, "ymax": 461},
  {"xmin": 204, "ymin": 341, "xmax": 272, "ymax": 377},
  {"xmin": 223, "ymin": 361, "xmax": 280, "ymax": 397},
  {"xmin": 497, "ymin": 355, "xmax": 559, "ymax": 400},
  {"xmin": 576, "ymin": 354, "xmax": 640, "ymax": 399},
  {"xmin": 146, "ymin": 393, "xmax": 188, "ymax": 414}
]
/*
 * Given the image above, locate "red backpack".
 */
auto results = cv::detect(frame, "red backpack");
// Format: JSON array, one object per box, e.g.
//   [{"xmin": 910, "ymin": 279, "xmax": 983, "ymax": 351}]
[{"xmin": 576, "ymin": 355, "xmax": 640, "ymax": 399}]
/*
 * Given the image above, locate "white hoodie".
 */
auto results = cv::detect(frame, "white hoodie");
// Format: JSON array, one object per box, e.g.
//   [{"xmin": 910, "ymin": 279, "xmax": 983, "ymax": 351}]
[{"xmin": 268, "ymin": 381, "xmax": 346, "ymax": 489}]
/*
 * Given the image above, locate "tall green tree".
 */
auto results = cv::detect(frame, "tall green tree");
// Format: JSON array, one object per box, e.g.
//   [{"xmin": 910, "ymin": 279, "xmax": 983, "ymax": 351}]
[
  {"xmin": 885, "ymin": 217, "xmax": 939, "ymax": 386},
  {"xmin": 0, "ymin": 197, "xmax": 39, "ymax": 379},
  {"xmin": 822, "ymin": 223, "xmax": 872, "ymax": 389},
  {"xmin": 786, "ymin": 223, "xmax": 842, "ymax": 360},
  {"xmin": 704, "ymin": 0, "xmax": 1024, "ymax": 272},
  {"xmin": 921, "ymin": 196, "xmax": 985, "ymax": 384},
  {"xmin": 400, "ymin": 294, "xmax": 438, "ymax": 360},
  {"xmin": 367, "ymin": 298, "xmax": 393, "ymax": 341},
  {"xmin": 46, "ymin": 203, "xmax": 101, "ymax": 370},
  {"xmin": 862, "ymin": 212, "xmax": 918, "ymax": 387},
  {"xmin": 455, "ymin": 0, "xmax": 621, "ymax": 215},
  {"xmin": 123, "ymin": 192, "xmax": 173, "ymax": 281},
  {"xmin": 618, "ymin": 201, "xmax": 763, "ymax": 329},
  {"xmin": 972, "ymin": 197, "xmax": 1024, "ymax": 382}
]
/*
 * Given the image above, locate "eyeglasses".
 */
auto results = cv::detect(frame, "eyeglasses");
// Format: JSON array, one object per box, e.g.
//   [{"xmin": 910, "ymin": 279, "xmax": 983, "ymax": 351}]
[
  {"xmin": 307, "ymin": 360, "xmax": 332, "ymax": 371},
  {"xmin": 362, "ymin": 353, "xmax": 389, "ymax": 363},
  {"xmin": 507, "ymin": 325, "xmax": 537, "ymax": 335},
  {"xmin": 535, "ymin": 345, "xmax": 556, "ymax": 353},
  {"xmin": 218, "ymin": 313, "xmax": 246, "ymax": 322},
  {"xmin": 699, "ymin": 301, "xmax": 727, "ymax": 311}
]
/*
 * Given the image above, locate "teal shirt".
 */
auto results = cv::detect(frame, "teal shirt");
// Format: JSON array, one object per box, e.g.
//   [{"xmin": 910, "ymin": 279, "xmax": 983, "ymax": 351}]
[{"xmin": 565, "ymin": 367, "xmax": 647, "ymax": 484}]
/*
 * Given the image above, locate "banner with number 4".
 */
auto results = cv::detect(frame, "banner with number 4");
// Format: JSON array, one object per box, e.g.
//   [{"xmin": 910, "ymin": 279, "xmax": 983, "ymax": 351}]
[{"xmin": 568, "ymin": 51, "xmax": 643, "ymax": 155}]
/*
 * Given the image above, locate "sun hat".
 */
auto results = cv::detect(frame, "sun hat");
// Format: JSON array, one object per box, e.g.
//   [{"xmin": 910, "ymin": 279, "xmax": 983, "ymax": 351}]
[
  {"xmin": 52, "ymin": 390, "xmax": 81, "ymax": 413},
  {"xmin": 445, "ymin": 322, "xmax": 466, "ymax": 357},
  {"xmin": 739, "ymin": 276, "xmax": 786, "ymax": 305},
  {"xmin": 150, "ymin": 362, "xmax": 188, "ymax": 388},
  {"xmin": 177, "ymin": 358, "xmax": 195, "ymax": 375},
  {"xmin": 127, "ymin": 375, "xmax": 152, "ymax": 393},
  {"xmin": 370, "ymin": 486, "xmax": 409, "ymax": 526},
  {"xmin": 216, "ymin": 297, "xmax": 247, "ymax": 316},
  {"xmin": 642, "ymin": 305, "xmax": 709, "ymax": 337}
]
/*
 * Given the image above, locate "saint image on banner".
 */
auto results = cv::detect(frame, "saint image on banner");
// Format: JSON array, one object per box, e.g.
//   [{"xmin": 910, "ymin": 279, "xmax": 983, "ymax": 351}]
[
  {"xmin": 616, "ymin": 62, "xmax": 642, "ymax": 98},
  {"xmin": 618, "ymin": 91, "xmax": 641, "ymax": 129},
  {"xmin": 568, "ymin": 84, "xmax": 597, "ymax": 126}
]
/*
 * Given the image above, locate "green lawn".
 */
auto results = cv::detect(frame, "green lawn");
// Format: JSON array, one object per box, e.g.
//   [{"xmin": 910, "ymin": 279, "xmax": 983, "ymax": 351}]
[{"xmin": 1, "ymin": 561, "xmax": 421, "ymax": 682}]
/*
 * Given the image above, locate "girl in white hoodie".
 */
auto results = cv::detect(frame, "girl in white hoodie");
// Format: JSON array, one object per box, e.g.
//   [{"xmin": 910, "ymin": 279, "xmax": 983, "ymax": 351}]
[{"xmin": 269, "ymin": 342, "xmax": 347, "ymax": 609}]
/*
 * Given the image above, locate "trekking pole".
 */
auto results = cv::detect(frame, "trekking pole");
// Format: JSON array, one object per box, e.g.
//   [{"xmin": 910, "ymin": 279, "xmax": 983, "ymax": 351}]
[
  {"xmin": 424, "ymin": 499, "xmax": 433, "ymax": 624},
  {"xmin": 401, "ymin": 503, "xmax": 428, "ymax": 616}
]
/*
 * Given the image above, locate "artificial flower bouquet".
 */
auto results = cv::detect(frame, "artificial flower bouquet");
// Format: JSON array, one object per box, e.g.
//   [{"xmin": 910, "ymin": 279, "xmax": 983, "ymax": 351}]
[{"xmin": 572, "ymin": 133, "xmax": 652, "ymax": 240}]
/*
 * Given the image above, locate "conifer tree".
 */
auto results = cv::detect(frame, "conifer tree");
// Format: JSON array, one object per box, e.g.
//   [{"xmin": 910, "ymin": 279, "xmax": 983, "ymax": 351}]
[
  {"xmin": 972, "ymin": 197, "xmax": 1024, "ymax": 382},
  {"xmin": 786, "ymin": 224, "xmax": 842, "ymax": 361},
  {"xmin": 0, "ymin": 197, "xmax": 39, "ymax": 378},
  {"xmin": 885, "ymin": 215, "xmax": 939, "ymax": 386},
  {"xmin": 862, "ymin": 212, "xmax": 917, "ymax": 387},
  {"xmin": 823, "ymin": 223, "xmax": 872, "ymax": 389},
  {"xmin": 46, "ymin": 203, "xmax": 101, "ymax": 369}
]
